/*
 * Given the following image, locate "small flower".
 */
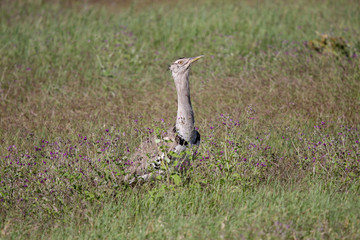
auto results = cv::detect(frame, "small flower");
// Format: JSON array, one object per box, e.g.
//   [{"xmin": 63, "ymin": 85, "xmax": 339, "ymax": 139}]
[{"xmin": 106, "ymin": 129, "xmax": 109, "ymax": 132}]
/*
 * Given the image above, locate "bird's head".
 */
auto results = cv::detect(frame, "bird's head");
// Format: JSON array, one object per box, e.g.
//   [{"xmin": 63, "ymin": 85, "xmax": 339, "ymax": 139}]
[{"xmin": 169, "ymin": 56, "xmax": 203, "ymax": 77}]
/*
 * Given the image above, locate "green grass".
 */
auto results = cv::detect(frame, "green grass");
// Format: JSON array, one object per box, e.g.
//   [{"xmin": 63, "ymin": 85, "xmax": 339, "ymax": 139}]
[
  {"xmin": 0, "ymin": 0, "xmax": 359, "ymax": 239},
  {"xmin": 6, "ymin": 182, "xmax": 360, "ymax": 239}
]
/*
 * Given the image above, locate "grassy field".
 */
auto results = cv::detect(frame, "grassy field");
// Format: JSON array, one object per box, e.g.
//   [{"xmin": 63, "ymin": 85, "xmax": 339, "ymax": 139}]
[{"xmin": 1, "ymin": 0, "xmax": 360, "ymax": 239}]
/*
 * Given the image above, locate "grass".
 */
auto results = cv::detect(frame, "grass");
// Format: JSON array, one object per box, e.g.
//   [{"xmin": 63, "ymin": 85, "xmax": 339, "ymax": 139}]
[
  {"xmin": 0, "ymin": 0, "xmax": 359, "ymax": 239},
  {"xmin": 8, "ymin": 183, "xmax": 360, "ymax": 239}
]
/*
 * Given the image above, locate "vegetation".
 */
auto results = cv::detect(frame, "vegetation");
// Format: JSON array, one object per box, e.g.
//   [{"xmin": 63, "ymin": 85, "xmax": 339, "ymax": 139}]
[{"xmin": 0, "ymin": 0, "xmax": 359, "ymax": 238}]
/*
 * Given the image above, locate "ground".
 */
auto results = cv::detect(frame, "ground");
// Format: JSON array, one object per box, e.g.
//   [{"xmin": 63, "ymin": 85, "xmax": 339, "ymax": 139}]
[{"xmin": 0, "ymin": 0, "xmax": 359, "ymax": 239}]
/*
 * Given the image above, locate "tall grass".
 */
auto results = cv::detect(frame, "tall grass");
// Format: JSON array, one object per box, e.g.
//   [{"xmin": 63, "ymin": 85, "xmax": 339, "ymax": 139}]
[
  {"xmin": 8, "ymin": 183, "xmax": 360, "ymax": 239},
  {"xmin": 0, "ymin": 0, "xmax": 359, "ymax": 238}
]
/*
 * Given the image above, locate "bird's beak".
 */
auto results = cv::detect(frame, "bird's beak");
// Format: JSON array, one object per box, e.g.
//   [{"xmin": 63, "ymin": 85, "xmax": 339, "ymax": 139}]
[{"xmin": 189, "ymin": 55, "xmax": 204, "ymax": 64}]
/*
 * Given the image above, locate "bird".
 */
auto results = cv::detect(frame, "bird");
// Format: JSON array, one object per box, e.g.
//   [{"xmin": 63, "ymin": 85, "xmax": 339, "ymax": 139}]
[{"xmin": 124, "ymin": 56, "xmax": 203, "ymax": 184}]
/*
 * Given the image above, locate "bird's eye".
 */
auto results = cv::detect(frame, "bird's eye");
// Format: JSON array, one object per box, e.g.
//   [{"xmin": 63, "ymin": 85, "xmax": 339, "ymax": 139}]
[{"xmin": 177, "ymin": 61, "xmax": 183, "ymax": 65}]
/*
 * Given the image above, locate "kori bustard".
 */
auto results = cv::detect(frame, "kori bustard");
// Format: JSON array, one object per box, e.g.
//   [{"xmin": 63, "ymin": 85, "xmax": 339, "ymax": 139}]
[{"xmin": 124, "ymin": 56, "xmax": 203, "ymax": 184}]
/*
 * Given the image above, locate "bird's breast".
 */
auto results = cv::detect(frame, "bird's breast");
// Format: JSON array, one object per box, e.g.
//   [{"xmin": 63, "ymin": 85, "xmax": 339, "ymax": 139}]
[{"xmin": 176, "ymin": 116, "xmax": 194, "ymax": 142}]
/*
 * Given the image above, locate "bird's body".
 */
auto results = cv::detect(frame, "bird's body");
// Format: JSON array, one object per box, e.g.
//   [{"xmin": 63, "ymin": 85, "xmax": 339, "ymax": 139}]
[{"xmin": 124, "ymin": 56, "xmax": 203, "ymax": 184}]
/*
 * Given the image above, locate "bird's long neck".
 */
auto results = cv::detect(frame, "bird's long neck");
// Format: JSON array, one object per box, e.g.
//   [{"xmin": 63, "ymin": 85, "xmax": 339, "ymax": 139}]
[{"xmin": 174, "ymin": 72, "xmax": 194, "ymax": 142}]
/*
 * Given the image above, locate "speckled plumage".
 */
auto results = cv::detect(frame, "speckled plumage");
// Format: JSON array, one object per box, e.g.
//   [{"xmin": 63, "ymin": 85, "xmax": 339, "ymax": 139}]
[{"xmin": 124, "ymin": 56, "xmax": 203, "ymax": 184}]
